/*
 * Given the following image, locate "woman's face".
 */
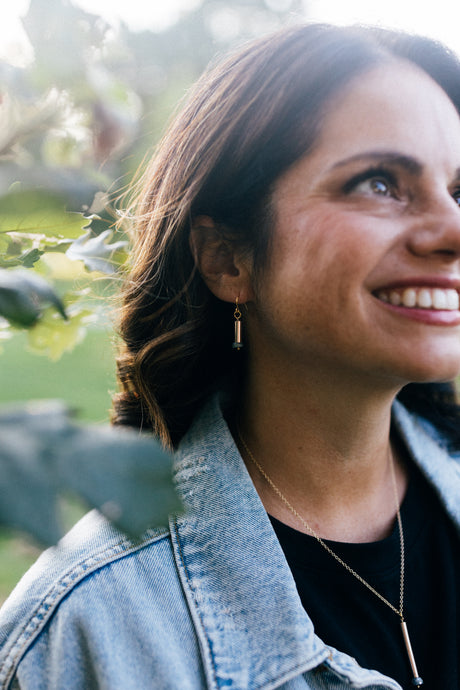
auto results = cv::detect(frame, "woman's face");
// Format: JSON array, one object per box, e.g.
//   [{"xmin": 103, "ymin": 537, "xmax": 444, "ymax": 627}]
[{"xmin": 248, "ymin": 61, "xmax": 460, "ymax": 387}]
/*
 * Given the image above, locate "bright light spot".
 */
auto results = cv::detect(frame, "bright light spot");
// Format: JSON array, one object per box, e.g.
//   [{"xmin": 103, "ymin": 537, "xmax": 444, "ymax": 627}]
[
  {"xmin": 2, "ymin": 0, "xmax": 460, "ymax": 65},
  {"xmin": 307, "ymin": 0, "xmax": 460, "ymax": 55},
  {"xmin": 206, "ymin": 7, "xmax": 242, "ymax": 43},
  {"xmin": 265, "ymin": 0, "xmax": 297, "ymax": 11},
  {"xmin": 0, "ymin": 0, "xmax": 204, "ymax": 66},
  {"xmin": 0, "ymin": 0, "xmax": 33, "ymax": 66},
  {"xmin": 74, "ymin": 0, "xmax": 202, "ymax": 31}
]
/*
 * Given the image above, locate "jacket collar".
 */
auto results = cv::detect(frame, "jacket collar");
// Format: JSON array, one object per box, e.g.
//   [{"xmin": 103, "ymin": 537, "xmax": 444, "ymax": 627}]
[
  {"xmin": 170, "ymin": 394, "xmax": 459, "ymax": 690},
  {"xmin": 392, "ymin": 399, "xmax": 460, "ymax": 531}
]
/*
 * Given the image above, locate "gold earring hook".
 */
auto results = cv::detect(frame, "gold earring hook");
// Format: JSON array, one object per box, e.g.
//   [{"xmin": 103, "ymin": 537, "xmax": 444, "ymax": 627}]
[{"xmin": 234, "ymin": 297, "xmax": 242, "ymax": 321}]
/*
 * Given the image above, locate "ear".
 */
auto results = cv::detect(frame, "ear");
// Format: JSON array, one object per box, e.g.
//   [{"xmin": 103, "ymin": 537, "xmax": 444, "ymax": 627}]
[{"xmin": 190, "ymin": 216, "xmax": 255, "ymax": 303}]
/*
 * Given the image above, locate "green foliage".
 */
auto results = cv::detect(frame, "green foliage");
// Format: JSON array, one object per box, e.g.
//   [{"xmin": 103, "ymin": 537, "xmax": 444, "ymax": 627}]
[
  {"xmin": 0, "ymin": 0, "xmax": 304, "ymax": 354},
  {"xmin": 26, "ymin": 305, "xmax": 95, "ymax": 360},
  {"xmin": 0, "ymin": 189, "xmax": 88, "ymax": 240},
  {"xmin": 0, "ymin": 534, "xmax": 41, "ymax": 603},
  {"xmin": 0, "ymin": 328, "xmax": 116, "ymax": 422},
  {"xmin": 0, "ymin": 269, "xmax": 66, "ymax": 327},
  {"xmin": 0, "ymin": 0, "xmax": 305, "ymax": 569},
  {"xmin": 66, "ymin": 229, "xmax": 128, "ymax": 274},
  {"xmin": 0, "ymin": 401, "xmax": 181, "ymax": 545}
]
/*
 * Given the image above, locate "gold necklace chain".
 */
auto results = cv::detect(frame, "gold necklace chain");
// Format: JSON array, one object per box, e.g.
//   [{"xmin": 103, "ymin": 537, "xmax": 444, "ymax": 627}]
[{"xmin": 237, "ymin": 426, "xmax": 424, "ymax": 687}]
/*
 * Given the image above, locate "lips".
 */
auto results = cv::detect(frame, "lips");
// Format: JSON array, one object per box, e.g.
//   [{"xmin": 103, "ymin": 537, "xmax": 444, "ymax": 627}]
[{"xmin": 376, "ymin": 287, "xmax": 460, "ymax": 311}]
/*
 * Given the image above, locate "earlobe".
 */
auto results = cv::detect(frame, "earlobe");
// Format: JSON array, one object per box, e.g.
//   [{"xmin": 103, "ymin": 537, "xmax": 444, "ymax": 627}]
[{"xmin": 190, "ymin": 216, "xmax": 254, "ymax": 303}]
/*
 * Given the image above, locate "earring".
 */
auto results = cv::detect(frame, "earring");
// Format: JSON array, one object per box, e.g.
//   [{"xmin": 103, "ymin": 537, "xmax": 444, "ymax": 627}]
[{"xmin": 232, "ymin": 298, "xmax": 243, "ymax": 350}]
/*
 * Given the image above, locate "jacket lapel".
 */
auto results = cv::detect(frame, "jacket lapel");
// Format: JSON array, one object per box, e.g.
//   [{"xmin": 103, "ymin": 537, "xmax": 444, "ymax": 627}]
[
  {"xmin": 392, "ymin": 400, "xmax": 460, "ymax": 534},
  {"xmin": 170, "ymin": 394, "xmax": 328, "ymax": 689}
]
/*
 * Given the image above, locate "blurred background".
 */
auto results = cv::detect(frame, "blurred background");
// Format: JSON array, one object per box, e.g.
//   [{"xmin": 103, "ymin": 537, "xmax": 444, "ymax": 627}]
[{"xmin": 1, "ymin": 0, "xmax": 459, "ymax": 602}]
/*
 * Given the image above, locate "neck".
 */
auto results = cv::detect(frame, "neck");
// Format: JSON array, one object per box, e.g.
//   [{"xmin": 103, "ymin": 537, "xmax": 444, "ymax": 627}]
[{"xmin": 236, "ymin": 357, "xmax": 408, "ymax": 543}]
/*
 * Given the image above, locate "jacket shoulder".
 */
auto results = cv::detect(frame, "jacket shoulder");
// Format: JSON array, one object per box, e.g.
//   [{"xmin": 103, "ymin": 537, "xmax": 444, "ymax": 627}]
[{"xmin": 0, "ymin": 510, "xmax": 170, "ymax": 687}]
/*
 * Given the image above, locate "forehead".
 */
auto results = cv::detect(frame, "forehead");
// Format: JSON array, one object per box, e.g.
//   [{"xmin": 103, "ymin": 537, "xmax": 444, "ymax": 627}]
[{"xmin": 309, "ymin": 60, "xmax": 460, "ymax": 169}]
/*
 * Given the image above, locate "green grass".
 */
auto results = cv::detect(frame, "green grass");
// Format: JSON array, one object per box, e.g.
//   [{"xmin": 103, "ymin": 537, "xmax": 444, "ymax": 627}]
[
  {"xmin": 0, "ymin": 327, "xmax": 117, "ymax": 603},
  {"xmin": 0, "ymin": 532, "xmax": 42, "ymax": 604},
  {"xmin": 0, "ymin": 328, "xmax": 117, "ymax": 422}
]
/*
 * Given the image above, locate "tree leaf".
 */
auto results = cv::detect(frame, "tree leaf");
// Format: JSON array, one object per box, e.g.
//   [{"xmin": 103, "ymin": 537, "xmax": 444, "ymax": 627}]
[
  {"xmin": 57, "ymin": 425, "xmax": 180, "ymax": 537},
  {"xmin": 0, "ymin": 189, "xmax": 91, "ymax": 239},
  {"xmin": 66, "ymin": 229, "xmax": 128, "ymax": 274},
  {"xmin": 27, "ymin": 306, "xmax": 92, "ymax": 360},
  {"xmin": 0, "ymin": 402, "xmax": 180, "ymax": 545},
  {"xmin": 0, "ymin": 402, "xmax": 70, "ymax": 544},
  {"xmin": 0, "ymin": 268, "xmax": 66, "ymax": 327},
  {"xmin": 0, "ymin": 232, "xmax": 73, "ymax": 269}
]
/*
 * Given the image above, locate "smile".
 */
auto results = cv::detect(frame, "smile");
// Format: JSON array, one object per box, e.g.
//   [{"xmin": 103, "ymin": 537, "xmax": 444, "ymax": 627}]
[{"xmin": 376, "ymin": 287, "xmax": 460, "ymax": 311}]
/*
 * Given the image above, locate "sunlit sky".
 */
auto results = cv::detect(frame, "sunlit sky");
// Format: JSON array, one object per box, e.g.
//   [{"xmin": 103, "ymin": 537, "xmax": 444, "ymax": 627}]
[{"xmin": 3, "ymin": 0, "xmax": 460, "ymax": 64}]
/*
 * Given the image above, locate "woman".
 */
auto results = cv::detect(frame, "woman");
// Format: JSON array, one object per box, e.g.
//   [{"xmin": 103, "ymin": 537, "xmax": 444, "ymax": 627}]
[{"xmin": 2, "ymin": 23, "xmax": 460, "ymax": 689}]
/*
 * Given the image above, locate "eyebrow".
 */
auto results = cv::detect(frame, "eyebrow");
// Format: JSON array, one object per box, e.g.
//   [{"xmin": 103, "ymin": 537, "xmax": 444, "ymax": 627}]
[{"xmin": 331, "ymin": 151, "xmax": 424, "ymax": 176}]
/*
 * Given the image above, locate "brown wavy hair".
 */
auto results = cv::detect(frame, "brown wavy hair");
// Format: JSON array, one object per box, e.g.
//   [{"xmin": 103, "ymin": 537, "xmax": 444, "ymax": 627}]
[{"xmin": 112, "ymin": 23, "xmax": 460, "ymax": 447}]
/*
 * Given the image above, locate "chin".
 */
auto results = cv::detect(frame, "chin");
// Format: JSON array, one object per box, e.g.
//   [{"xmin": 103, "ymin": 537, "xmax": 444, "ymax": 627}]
[
  {"xmin": 398, "ymin": 359, "xmax": 460, "ymax": 385},
  {"xmin": 377, "ymin": 348, "xmax": 460, "ymax": 387}
]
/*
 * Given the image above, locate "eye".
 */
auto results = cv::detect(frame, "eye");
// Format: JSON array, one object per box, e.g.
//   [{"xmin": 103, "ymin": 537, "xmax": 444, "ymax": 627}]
[
  {"xmin": 356, "ymin": 177, "xmax": 392, "ymax": 196},
  {"xmin": 452, "ymin": 189, "xmax": 460, "ymax": 207},
  {"xmin": 343, "ymin": 167, "xmax": 398, "ymax": 199}
]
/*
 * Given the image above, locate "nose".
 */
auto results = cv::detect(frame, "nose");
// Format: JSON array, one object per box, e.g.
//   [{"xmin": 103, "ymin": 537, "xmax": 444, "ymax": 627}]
[{"xmin": 407, "ymin": 193, "xmax": 460, "ymax": 261}]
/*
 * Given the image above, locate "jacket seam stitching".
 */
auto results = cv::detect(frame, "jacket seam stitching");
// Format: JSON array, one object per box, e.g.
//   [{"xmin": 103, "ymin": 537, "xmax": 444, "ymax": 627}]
[{"xmin": 172, "ymin": 517, "xmax": 219, "ymax": 690}]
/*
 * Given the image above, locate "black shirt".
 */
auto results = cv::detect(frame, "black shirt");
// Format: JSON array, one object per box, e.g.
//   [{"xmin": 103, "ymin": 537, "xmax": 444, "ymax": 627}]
[{"xmin": 270, "ymin": 464, "xmax": 460, "ymax": 688}]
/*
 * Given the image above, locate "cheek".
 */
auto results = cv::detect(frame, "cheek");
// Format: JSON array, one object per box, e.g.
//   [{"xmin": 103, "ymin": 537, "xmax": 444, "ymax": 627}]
[
  {"xmin": 257, "ymin": 221, "xmax": 335, "ymax": 323},
  {"xmin": 273, "ymin": 208, "xmax": 375, "ymax": 291},
  {"xmin": 264, "ymin": 199, "xmax": 398, "ymax": 318}
]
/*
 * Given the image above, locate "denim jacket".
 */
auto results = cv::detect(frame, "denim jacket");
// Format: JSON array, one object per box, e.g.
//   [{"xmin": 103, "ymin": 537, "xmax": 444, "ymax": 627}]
[{"xmin": 1, "ymin": 394, "xmax": 460, "ymax": 689}]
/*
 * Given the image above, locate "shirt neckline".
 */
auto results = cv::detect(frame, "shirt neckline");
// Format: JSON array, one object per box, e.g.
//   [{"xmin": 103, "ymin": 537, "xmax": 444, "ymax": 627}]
[{"xmin": 269, "ymin": 461, "xmax": 434, "ymax": 578}]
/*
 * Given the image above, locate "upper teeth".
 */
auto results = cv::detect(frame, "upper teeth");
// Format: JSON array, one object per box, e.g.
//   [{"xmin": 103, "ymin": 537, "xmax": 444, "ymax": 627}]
[{"xmin": 377, "ymin": 287, "xmax": 459, "ymax": 310}]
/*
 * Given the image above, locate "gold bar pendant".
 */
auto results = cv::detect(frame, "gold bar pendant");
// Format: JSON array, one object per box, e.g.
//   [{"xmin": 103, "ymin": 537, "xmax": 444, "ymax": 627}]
[
  {"xmin": 400, "ymin": 620, "xmax": 424, "ymax": 686},
  {"xmin": 233, "ymin": 320, "xmax": 243, "ymax": 349}
]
